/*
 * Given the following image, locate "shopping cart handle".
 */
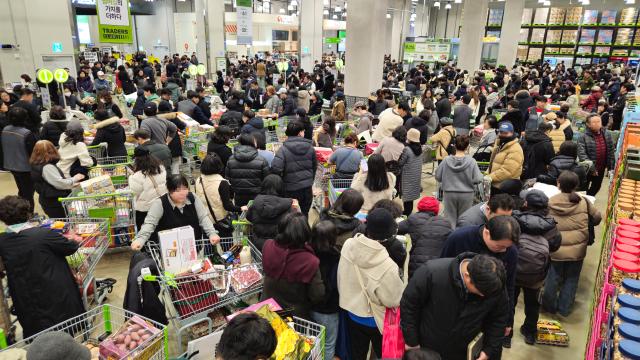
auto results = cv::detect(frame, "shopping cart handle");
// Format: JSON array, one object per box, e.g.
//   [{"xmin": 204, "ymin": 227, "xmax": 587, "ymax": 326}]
[
  {"xmin": 232, "ymin": 220, "xmax": 251, "ymax": 226},
  {"xmin": 142, "ymin": 274, "xmax": 158, "ymax": 282}
]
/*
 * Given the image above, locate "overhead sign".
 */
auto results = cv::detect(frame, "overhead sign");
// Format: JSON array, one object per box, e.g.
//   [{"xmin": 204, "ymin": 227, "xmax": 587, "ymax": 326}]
[
  {"xmin": 37, "ymin": 69, "xmax": 54, "ymax": 84},
  {"xmin": 325, "ymin": 37, "xmax": 340, "ymax": 44},
  {"xmin": 97, "ymin": 0, "xmax": 133, "ymax": 44},
  {"xmin": 403, "ymin": 42, "xmax": 451, "ymax": 63},
  {"xmin": 197, "ymin": 64, "xmax": 206, "ymax": 76},
  {"xmin": 236, "ymin": 0, "xmax": 253, "ymax": 45},
  {"xmin": 188, "ymin": 64, "xmax": 198, "ymax": 76},
  {"xmin": 276, "ymin": 15, "xmax": 294, "ymax": 25},
  {"xmin": 54, "ymin": 69, "xmax": 69, "ymax": 83},
  {"xmin": 52, "ymin": 42, "xmax": 63, "ymax": 53},
  {"xmin": 84, "ymin": 51, "xmax": 99, "ymax": 63}
]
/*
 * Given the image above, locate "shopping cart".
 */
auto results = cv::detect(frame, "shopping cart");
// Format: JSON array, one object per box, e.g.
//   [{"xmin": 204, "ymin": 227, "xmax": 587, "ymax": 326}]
[
  {"xmin": 88, "ymin": 157, "xmax": 132, "ymax": 188},
  {"xmin": 232, "ymin": 208, "xmax": 252, "ymax": 242},
  {"xmin": 478, "ymin": 161, "xmax": 490, "ymax": 173},
  {"xmin": 59, "ymin": 191, "xmax": 136, "ymax": 247},
  {"xmin": 328, "ymin": 178, "xmax": 353, "ymax": 206},
  {"xmin": 1, "ymin": 304, "xmax": 168, "ymax": 359},
  {"xmin": 50, "ymin": 218, "xmax": 112, "ymax": 308},
  {"xmin": 312, "ymin": 163, "xmax": 336, "ymax": 212},
  {"xmin": 87, "ymin": 144, "xmax": 106, "ymax": 160},
  {"xmin": 143, "ymin": 237, "xmax": 263, "ymax": 353}
]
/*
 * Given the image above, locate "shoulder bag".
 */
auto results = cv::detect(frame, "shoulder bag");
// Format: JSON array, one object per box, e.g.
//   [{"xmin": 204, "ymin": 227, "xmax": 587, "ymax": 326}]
[{"xmin": 199, "ymin": 177, "xmax": 235, "ymax": 232}]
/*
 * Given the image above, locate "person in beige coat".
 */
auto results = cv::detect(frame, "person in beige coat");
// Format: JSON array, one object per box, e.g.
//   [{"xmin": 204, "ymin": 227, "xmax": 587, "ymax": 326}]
[
  {"xmin": 351, "ymin": 154, "xmax": 396, "ymax": 213},
  {"xmin": 487, "ymin": 121, "xmax": 524, "ymax": 192},
  {"xmin": 372, "ymin": 107, "xmax": 404, "ymax": 143},
  {"xmin": 337, "ymin": 208, "xmax": 404, "ymax": 360},
  {"xmin": 542, "ymin": 171, "xmax": 601, "ymax": 317},
  {"xmin": 429, "ymin": 116, "xmax": 456, "ymax": 161}
]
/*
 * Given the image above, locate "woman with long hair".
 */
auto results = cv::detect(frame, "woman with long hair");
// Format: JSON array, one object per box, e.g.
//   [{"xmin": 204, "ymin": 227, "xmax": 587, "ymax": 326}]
[
  {"xmin": 314, "ymin": 116, "xmax": 337, "ymax": 148},
  {"xmin": 97, "ymin": 91, "xmax": 124, "ymax": 118},
  {"xmin": 207, "ymin": 125, "xmax": 233, "ymax": 167},
  {"xmin": 351, "ymin": 154, "xmax": 396, "ymax": 213},
  {"xmin": 30, "ymin": 140, "xmax": 84, "ymax": 218},
  {"xmin": 117, "ymin": 65, "xmax": 136, "ymax": 95},
  {"xmin": 56, "ymin": 120, "xmax": 95, "ymax": 177},
  {"xmin": 129, "ymin": 147, "xmax": 168, "ymax": 231}
]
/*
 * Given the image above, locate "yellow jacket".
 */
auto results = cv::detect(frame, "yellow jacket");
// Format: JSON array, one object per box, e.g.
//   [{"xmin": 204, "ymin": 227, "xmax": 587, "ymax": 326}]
[
  {"xmin": 488, "ymin": 138, "xmax": 524, "ymax": 187},
  {"xmin": 549, "ymin": 121, "xmax": 570, "ymax": 153},
  {"xmin": 430, "ymin": 125, "xmax": 456, "ymax": 160}
]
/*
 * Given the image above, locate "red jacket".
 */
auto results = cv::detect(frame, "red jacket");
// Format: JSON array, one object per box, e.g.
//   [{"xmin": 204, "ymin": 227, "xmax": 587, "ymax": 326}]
[{"xmin": 581, "ymin": 91, "xmax": 602, "ymax": 112}]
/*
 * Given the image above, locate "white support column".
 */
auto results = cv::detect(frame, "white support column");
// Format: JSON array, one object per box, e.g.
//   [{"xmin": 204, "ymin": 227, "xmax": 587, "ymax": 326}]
[
  {"xmin": 497, "ymin": 0, "xmax": 525, "ymax": 68},
  {"xmin": 344, "ymin": 0, "xmax": 388, "ymax": 97},
  {"xmin": 390, "ymin": 0, "xmax": 410, "ymax": 62},
  {"xmin": 300, "ymin": 0, "xmax": 324, "ymax": 72},
  {"xmin": 205, "ymin": 0, "xmax": 226, "ymax": 73},
  {"xmin": 457, "ymin": 0, "xmax": 489, "ymax": 72},
  {"xmin": 194, "ymin": 0, "xmax": 207, "ymax": 69}
]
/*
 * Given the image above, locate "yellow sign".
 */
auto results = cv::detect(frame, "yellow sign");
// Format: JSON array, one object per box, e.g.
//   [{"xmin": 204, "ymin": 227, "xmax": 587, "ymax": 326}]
[
  {"xmin": 37, "ymin": 69, "xmax": 54, "ymax": 84},
  {"xmin": 113, "ymin": 53, "xmax": 120, "ymax": 59},
  {"xmin": 53, "ymin": 68, "xmax": 69, "ymax": 83},
  {"xmin": 483, "ymin": 36, "xmax": 499, "ymax": 43},
  {"xmin": 125, "ymin": 54, "xmax": 133, "ymax": 62}
]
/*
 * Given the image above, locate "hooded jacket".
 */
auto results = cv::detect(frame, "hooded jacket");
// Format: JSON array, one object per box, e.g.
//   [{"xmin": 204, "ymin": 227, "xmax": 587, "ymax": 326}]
[
  {"xmin": 271, "ymin": 136, "xmax": 317, "ymax": 191},
  {"xmin": 398, "ymin": 212, "xmax": 452, "ymax": 278},
  {"xmin": 320, "ymin": 209, "xmax": 362, "ymax": 248},
  {"xmin": 219, "ymin": 110, "xmax": 243, "ymax": 134},
  {"xmin": 372, "ymin": 108, "xmax": 404, "ymax": 143},
  {"xmin": 261, "ymin": 239, "xmax": 324, "ymax": 320},
  {"xmin": 488, "ymin": 138, "xmax": 524, "ymax": 188},
  {"xmin": 537, "ymin": 155, "xmax": 588, "ymax": 190},
  {"xmin": 57, "ymin": 133, "xmax": 94, "ymax": 177},
  {"xmin": 513, "ymin": 210, "xmax": 562, "ymax": 288},
  {"xmin": 548, "ymin": 193, "xmax": 602, "ymax": 261},
  {"xmin": 515, "ymin": 91, "xmax": 534, "ymax": 118},
  {"xmin": 40, "ymin": 118, "xmax": 68, "ymax": 146},
  {"xmin": 435, "ymin": 155, "xmax": 483, "ymax": 193},
  {"xmin": 240, "ymin": 116, "xmax": 267, "ymax": 146},
  {"xmin": 548, "ymin": 121, "xmax": 571, "ymax": 153},
  {"xmin": 404, "ymin": 116, "xmax": 429, "ymax": 144},
  {"xmin": 246, "ymin": 194, "xmax": 294, "ymax": 250},
  {"xmin": 400, "ymin": 253, "xmax": 508, "ymax": 360},
  {"xmin": 225, "ymin": 145, "xmax": 269, "ymax": 197},
  {"xmin": 297, "ymin": 89, "xmax": 311, "ymax": 112},
  {"xmin": 520, "ymin": 130, "xmax": 555, "ymax": 180},
  {"xmin": 337, "ymin": 233, "xmax": 404, "ymax": 332},
  {"xmin": 129, "ymin": 167, "xmax": 168, "ymax": 212},
  {"xmin": 90, "ymin": 116, "xmax": 127, "ymax": 157}
]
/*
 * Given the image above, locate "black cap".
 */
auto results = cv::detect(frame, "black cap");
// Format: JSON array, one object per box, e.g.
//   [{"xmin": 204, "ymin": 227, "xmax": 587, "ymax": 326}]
[
  {"xmin": 520, "ymin": 189, "xmax": 549, "ymax": 209},
  {"xmin": 143, "ymin": 102, "xmax": 157, "ymax": 113}
]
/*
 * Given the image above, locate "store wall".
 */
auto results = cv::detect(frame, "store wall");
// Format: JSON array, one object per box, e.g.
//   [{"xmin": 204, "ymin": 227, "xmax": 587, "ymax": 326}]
[
  {"xmin": 0, "ymin": 0, "xmax": 76, "ymax": 84},
  {"xmin": 426, "ymin": 3, "xmax": 463, "ymax": 39}
]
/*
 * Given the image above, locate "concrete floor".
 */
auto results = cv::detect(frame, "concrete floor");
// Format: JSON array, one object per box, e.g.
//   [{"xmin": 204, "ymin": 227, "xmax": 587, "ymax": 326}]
[{"xmin": 0, "ymin": 167, "xmax": 610, "ymax": 359}]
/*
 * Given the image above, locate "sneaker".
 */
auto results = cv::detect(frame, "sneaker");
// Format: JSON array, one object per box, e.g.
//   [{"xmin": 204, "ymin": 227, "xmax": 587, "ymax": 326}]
[
  {"xmin": 502, "ymin": 337, "xmax": 511, "ymax": 348},
  {"xmin": 520, "ymin": 326, "xmax": 536, "ymax": 345}
]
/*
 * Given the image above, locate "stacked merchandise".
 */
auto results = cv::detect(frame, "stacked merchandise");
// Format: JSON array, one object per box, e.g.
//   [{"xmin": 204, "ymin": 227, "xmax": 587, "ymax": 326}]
[
  {"xmin": 565, "ymin": 7, "xmax": 583, "ymax": 25},
  {"xmin": 619, "ymin": 8, "xmax": 638, "ymax": 25},
  {"xmin": 548, "ymin": 8, "xmax": 566, "ymax": 26}
]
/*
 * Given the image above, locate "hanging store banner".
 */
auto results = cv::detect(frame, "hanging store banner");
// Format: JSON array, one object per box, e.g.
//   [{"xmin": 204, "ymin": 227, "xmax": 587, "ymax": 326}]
[
  {"xmin": 236, "ymin": 0, "xmax": 253, "ymax": 45},
  {"xmin": 97, "ymin": 0, "xmax": 133, "ymax": 44}
]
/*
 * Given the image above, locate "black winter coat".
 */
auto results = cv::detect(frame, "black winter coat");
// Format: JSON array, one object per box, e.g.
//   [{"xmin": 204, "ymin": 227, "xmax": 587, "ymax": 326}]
[
  {"xmin": 13, "ymin": 100, "xmax": 42, "ymax": 134},
  {"xmin": 246, "ymin": 194, "xmax": 294, "ymax": 250},
  {"xmin": 537, "ymin": 155, "xmax": 588, "ymax": 190},
  {"xmin": 279, "ymin": 96, "xmax": 296, "ymax": 117},
  {"xmin": 435, "ymin": 98, "xmax": 451, "ymax": 119},
  {"xmin": 207, "ymin": 142, "xmax": 233, "ymax": 167},
  {"xmin": 310, "ymin": 247, "xmax": 341, "ymax": 314},
  {"xmin": 500, "ymin": 110, "xmax": 525, "ymax": 136},
  {"xmin": 40, "ymin": 119, "xmax": 68, "ymax": 146},
  {"xmin": 90, "ymin": 116, "xmax": 127, "ymax": 157},
  {"xmin": 513, "ymin": 210, "xmax": 562, "ymax": 287},
  {"xmin": 404, "ymin": 116, "xmax": 429, "ymax": 145},
  {"xmin": 0, "ymin": 227, "xmax": 85, "ymax": 337},
  {"xmin": 158, "ymin": 112, "xmax": 185, "ymax": 158},
  {"xmin": 520, "ymin": 130, "xmax": 555, "ymax": 180},
  {"xmin": 123, "ymin": 252, "xmax": 168, "ymax": 324},
  {"xmin": 319, "ymin": 210, "xmax": 362, "ymax": 248},
  {"xmin": 219, "ymin": 110, "xmax": 243, "ymax": 134},
  {"xmin": 516, "ymin": 92, "xmax": 534, "ymax": 118},
  {"xmin": 577, "ymin": 129, "xmax": 616, "ymax": 173},
  {"xmin": 398, "ymin": 212, "xmax": 452, "ymax": 278},
  {"xmin": 271, "ymin": 136, "xmax": 317, "ymax": 191},
  {"xmin": 225, "ymin": 145, "xmax": 269, "ymax": 197},
  {"xmin": 401, "ymin": 253, "xmax": 509, "ymax": 360},
  {"xmin": 240, "ymin": 117, "xmax": 267, "ymax": 146},
  {"xmin": 309, "ymin": 99, "xmax": 323, "ymax": 116}
]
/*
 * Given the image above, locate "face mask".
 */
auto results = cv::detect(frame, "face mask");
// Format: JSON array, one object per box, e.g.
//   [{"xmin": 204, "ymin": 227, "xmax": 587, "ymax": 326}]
[{"xmin": 64, "ymin": 92, "xmax": 71, "ymax": 97}]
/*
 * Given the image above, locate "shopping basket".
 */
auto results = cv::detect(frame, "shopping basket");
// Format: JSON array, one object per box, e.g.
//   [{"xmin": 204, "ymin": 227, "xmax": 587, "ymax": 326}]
[
  {"xmin": 88, "ymin": 157, "xmax": 132, "ymax": 188},
  {"xmin": 59, "ymin": 191, "xmax": 136, "ymax": 247},
  {"xmin": 1, "ymin": 304, "xmax": 168, "ymax": 359},
  {"xmin": 144, "ymin": 237, "xmax": 263, "ymax": 353},
  {"xmin": 328, "ymin": 178, "xmax": 353, "ymax": 206},
  {"xmin": 49, "ymin": 218, "xmax": 111, "ymax": 308}
]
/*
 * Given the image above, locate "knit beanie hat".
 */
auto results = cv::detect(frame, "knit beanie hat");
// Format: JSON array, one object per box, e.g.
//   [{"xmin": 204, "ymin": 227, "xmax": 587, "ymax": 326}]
[
  {"xmin": 66, "ymin": 119, "xmax": 83, "ymax": 132},
  {"xmin": 417, "ymin": 196, "xmax": 440, "ymax": 214},
  {"xmin": 26, "ymin": 331, "xmax": 91, "ymax": 360},
  {"xmin": 365, "ymin": 208, "xmax": 398, "ymax": 240}
]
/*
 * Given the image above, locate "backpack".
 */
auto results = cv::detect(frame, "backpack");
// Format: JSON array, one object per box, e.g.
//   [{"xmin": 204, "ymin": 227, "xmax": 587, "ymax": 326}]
[
  {"xmin": 516, "ymin": 232, "xmax": 550, "ymax": 287},
  {"xmin": 444, "ymin": 128, "xmax": 457, "ymax": 155},
  {"xmin": 521, "ymin": 142, "xmax": 539, "ymax": 180}
]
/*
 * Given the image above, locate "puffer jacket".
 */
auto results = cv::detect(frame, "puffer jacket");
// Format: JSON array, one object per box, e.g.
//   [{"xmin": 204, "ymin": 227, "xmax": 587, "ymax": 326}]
[
  {"xmin": 225, "ymin": 145, "xmax": 269, "ymax": 196},
  {"xmin": 577, "ymin": 129, "xmax": 616, "ymax": 173},
  {"xmin": 404, "ymin": 116, "xmax": 429, "ymax": 144},
  {"xmin": 271, "ymin": 136, "xmax": 317, "ymax": 191},
  {"xmin": 129, "ymin": 167, "xmax": 168, "ymax": 212},
  {"xmin": 246, "ymin": 194, "xmax": 295, "ymax": 250},
  {"xmin": 548, "ymin": 193, "xmax": 602, "ymax": 261},
  {"xmin": 372, "ymin": 108, "xmax": 404, "ymax": 143},
  {"xmin": 537, "ymin": 155, "xmax": 588, "ymax": 190},
  {"xmin": 548, "ymin": 121, "xmax": 571, "ymax": 153},
  {"xmin": 430, "ymin": 125, "xmax": 456, "ymax": 160},
  {"xmin": 488, "ymin": 138, "xmax": 524, "ymax": 188},
  {"xmin": 398, "ymin": 211, "xmax": 452, "ymax": 278},
  {"xmin": 582, "ymin": 91, "xmax": 602, "ymax": 112},
  {"xmin": 90, "ymin": 116, "xmax": 127, "ymax": 157},
  {"xmin": 40, "ymin": 119, "xmax": 68, "ymax": 146},
  {"xmin": 525, "ymin": 107, "xmax": 549, "ymax": 132},
  {"xmin": 240, "ymin": 117, "xmax": 267, "ymax": 146},
  {"xmin": 57, "ymin": 133, "xmax": 94, "ymax": 177},
  {"xmin": 520, "ymin": 130, "xmax": 555, "ymax": 181},
  {"xmin": 319, "ymin": 209, "xmax": 362, "ymax": 248},
  {"xmin": 165, "ymin": 81, "xmax": 181, "ymax": 104}
]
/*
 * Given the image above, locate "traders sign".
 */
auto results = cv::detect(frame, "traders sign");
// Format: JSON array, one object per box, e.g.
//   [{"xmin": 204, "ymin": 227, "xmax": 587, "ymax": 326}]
[{"xmin": 97, "ymin": 0, "xmax": 133, "ymax": 44}]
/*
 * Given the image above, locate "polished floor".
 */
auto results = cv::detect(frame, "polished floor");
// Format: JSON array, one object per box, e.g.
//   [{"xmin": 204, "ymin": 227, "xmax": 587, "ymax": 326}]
[{"xmin": 0, "ymin": 167, "xmax": 609, "ymax": 359}]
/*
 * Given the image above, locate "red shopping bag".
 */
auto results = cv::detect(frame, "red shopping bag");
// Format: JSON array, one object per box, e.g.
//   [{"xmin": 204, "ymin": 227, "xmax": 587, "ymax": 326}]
[{"xmin": 382, "ymin": 307, "xmax": 405, "ymax": 359}]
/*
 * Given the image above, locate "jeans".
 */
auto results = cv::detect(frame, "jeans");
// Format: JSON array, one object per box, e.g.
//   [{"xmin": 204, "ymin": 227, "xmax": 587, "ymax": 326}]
[
  {"xmin": 311, "ymin": 311, "xmax": 339, "ymax": 360},
  {"xmin": 11, "ymin": 171, "xmax": 34, "ymax": 211},
  {"xmin": 514, "ymin": 286, "xmax": 541, "ymax": 335},
  {"xmin": 347, "ymin": 316, "xmax": 382, "ymax": 360},
  {"xmin": 542, "ymin": 260, "xmax": 584, "ymax": 316},
  {"xmin": 286, "ymin": 187, "xmax": 313, "ymax": 217},
  {"xmin": 586, "ymin": 171, "xmax": 605, "ymax": 196}
]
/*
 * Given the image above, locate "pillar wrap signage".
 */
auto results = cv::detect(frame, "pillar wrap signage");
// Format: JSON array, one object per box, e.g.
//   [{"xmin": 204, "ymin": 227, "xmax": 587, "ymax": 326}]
[
  {"xmin": 236, "ymin": 0, "xmax": 253, "ymax": 45},
  {"xmin": 97, "ymin": 0, "xmax": 133, "ymax": 44}
]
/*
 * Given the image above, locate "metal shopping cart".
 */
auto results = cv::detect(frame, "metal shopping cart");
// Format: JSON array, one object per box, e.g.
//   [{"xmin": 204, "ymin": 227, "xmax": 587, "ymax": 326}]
[
  {"xmin": 59, "ymin": 191, "xmax": 136, "ymax": 247},
  {"xmin": 312, "ymin": 163, "xmax": 336, "ymax": 212},
  {"xmin": 1, "ymin": 304, "xmax": 167, "ymax": 359},
  {"xmin": 88, "ymin": 157, "xmax": 132, "ymax": 188},
  {"xmin": 478, "ymin": 161, "xmax": 490, "ymax": 173},
  {"xmin": 50, "ymin": 218, "xmax": 112, "ymax": 308},
  {"xmin": 87, "ymin": 144, "xmax": 106, "ymax": 160},
  {"xmin": 143, "ymin": 237, "xmax": 263, "ymax": 353},
  {"xmin": 328, "ymin": 178, "xmax": 353, "ymax": 206}
]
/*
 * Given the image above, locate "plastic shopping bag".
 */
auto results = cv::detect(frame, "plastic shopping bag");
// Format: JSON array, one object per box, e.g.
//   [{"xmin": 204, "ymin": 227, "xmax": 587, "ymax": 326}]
[{"xmin": 382, "ymin": 307, "xmax": 405, "ymax": 359}]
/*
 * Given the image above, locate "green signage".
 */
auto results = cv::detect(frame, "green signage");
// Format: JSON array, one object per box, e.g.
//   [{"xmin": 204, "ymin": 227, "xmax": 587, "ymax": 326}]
[
  {"xmin": 325, "ymin": 37, "xmax": 341, "ymax": 44},
  {"xmin": 97, "ymin": 0, "xmax": 133, "ymax": 44},
  {"xmin": 37, "ymin": 69, "xmax": 54, "ymax": 84},
  {"xmin": 404, "ymin": 43, "xmax": 416, "ymax": 52},
  {"xmin": 338, "ymin": 30, "xmax": 346, "ymax": 39},
  {"xmin": 237, "ymin": 0, "xmax": 252, "ymax": 6}
]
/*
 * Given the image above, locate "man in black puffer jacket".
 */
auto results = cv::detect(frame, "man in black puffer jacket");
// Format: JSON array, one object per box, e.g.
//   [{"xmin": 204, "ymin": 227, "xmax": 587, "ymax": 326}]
[
  {"xmin": 240, "ymin": 110, "xmax": 267, "ymax": 146},
  {"xmin": 225, "ymin": 133, "xmax": 270, "ymax": 207},
  {"xmin": 271, "ymin": 121, "xmax": 317, "ymax": 216},
  {"xmin": 520, "ymin": 122, "xmax": 555, "ymax": 181},
  {"xmin": 404, "ymin": 110, "xmax": 431, "ymax": 145},
  {"xmin": 398, "ymin": 196, "xmax": 452, "ymax": 279}
]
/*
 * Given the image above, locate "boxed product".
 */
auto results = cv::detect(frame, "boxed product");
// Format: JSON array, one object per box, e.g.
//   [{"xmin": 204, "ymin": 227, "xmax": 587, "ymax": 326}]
[
  {"xmin": 564, "ymin": 7, "xmax": 582, "ymax": 25},
  {"xmin": 158, "ymin": 226, "xmax": 198, "ymax": 274},
  {"xmin": 99, "ymin": 315, "xmax": 162, "ymax": 359},
  {"xmin": 600, "ymin": 10, "xmax": 617, "ymax": 25},
  {"xmin": 536, "ymin": 320, "xmax": 570, "ymax": 346},
  {"xmin": 229, "ymin": 264, "xmax": 262, "ymax": 293},
  {"xmin": 227, "ymin": 298, "xmax": 283, "ymax": 321},
  {"xmin": 616, "ymin": 29, "xmax": 634, "ymax": 45},
  {"xmin": 546, "ymin": 30, "xmax": 562, "ymax": 44},
  {"xmin": 620, "ymin": 8, "xmax": 638, "ymax": 24},
  {"xmin": 548, "ymin": 8, "xmax": 566, "ymax": 25},
  {"xmin": 80, "ymin": 175, "xmax": 115, "ymax": 196},
  {"xmin": 314, "ymin": 147, "xmax": 333, "ymax": 163},
  {"xmin": 561, "ymin": 30, "xmax": 578, "ymax": 44},
  {"xmin": 582, "ymin": 10, "xmax": 598, "ymax": 25},
  {"xmin": 521, "ymin": 8, "xmax": 533, "ymax": 25}
]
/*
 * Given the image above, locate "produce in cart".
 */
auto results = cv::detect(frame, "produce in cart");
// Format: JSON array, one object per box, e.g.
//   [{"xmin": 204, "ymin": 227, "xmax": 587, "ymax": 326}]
[
  {"xmin": 99, "ymin": 315, "xmax": 162, "ymax": 358},
  {"xmin": 256, "ymin": 305, "xmax": 315, "ymax": 360}
]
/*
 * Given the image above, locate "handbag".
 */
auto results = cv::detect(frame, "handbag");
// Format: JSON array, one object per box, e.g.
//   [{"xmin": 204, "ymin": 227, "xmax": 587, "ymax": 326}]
[
  {"xmin": 381, "ymin": 308, "xmax": 405, "ymax": 360},
  {"xmin": 585, "ymin": 198, "xmax": 596, "ymax": 246},
  {"xmin": 199, "ymin": 177, "xmax": 236, "ymax": 231}
]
